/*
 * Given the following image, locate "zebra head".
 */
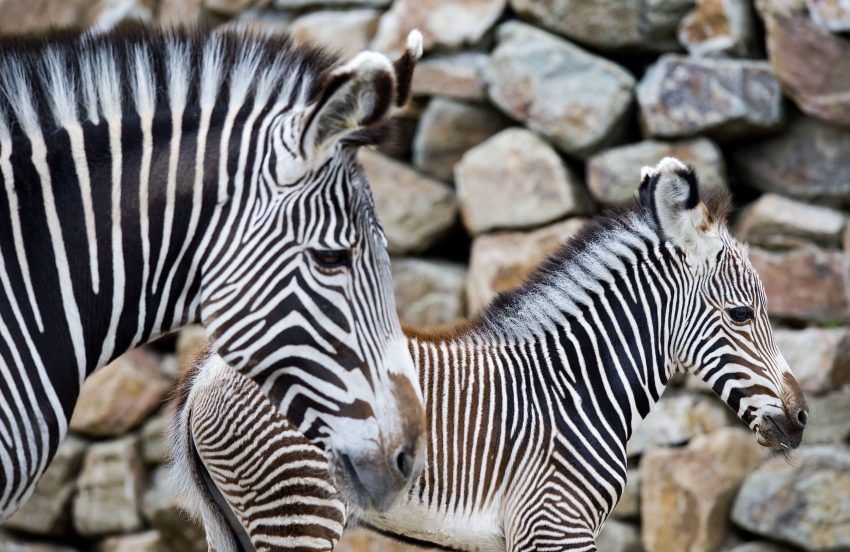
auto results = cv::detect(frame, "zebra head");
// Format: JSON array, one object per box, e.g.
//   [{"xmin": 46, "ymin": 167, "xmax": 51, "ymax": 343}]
[
  {"xmin": 640, "ymin": 157, "xmax": 808, "ymax": 451},
  {"xmin": 198, "ymin": 34, "xmax": 426, "ymax": 511}
]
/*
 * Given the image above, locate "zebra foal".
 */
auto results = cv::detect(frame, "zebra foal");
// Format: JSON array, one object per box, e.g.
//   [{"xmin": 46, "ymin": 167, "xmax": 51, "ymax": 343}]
[
  {"xmin": 174, "ymin": 158, "xmax": 808, "ymax": 551},
  {"xmin": 0, "ymin": 27, "xmax": 426, "ymax": 519}
]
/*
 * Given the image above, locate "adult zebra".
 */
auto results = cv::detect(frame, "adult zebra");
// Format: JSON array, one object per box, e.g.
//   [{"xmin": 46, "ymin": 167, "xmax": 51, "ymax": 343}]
[
  {"xmin": 0, "ymin": 27, "xmax": 426, "ymax": 520},
  {"xmin": 173, "ymin": 158, "xmax": 808, "ymax": 551}
]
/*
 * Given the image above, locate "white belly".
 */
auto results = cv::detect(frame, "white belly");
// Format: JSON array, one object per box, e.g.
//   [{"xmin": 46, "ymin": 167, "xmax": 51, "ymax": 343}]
[{"xmin": 353, "ymin": 497, "xmax": 506, "ymax": 552}]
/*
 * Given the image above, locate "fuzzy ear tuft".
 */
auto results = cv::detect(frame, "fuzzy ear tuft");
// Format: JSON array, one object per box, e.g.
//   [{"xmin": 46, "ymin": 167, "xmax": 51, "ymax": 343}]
[{"xmin": 640, "ymin": 157, "xmax": 720, "ymax": 261}]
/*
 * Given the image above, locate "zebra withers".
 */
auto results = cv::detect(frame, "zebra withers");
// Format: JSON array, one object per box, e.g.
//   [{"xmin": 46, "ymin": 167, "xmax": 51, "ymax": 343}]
[
  {"xmin": 0, "ymin": 27, "xmax": 425, "ymax": 519},
  {"xmin": 174, "ymin": 158, "xmax": 808, "ymax": 551}
]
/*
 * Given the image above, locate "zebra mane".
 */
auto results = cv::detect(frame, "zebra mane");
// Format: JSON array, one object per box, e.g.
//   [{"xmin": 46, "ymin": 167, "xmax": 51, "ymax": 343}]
[
  {"xmin": 0, "ymin": 25, "xmax": 339, "ymax": 138},
  {"xmin": 471, "ymin": 191, "xmax": 736, "ymax": 342}
]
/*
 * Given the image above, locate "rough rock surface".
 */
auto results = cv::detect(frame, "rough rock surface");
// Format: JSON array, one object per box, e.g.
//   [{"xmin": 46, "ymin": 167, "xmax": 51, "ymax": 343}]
[
  {"xmin": 412, "ymin": 97, "xmax": 511, "ymax": 182},
  {"xmin": 466, "ymin": 218, "xmax": 587, "ymax": 312},
  {"xmin": 204, "ymin": 0, "xmax": 256, "ymax": 16},
  {"xmin": 392, "ymin": 258, "xmax": 467, "ymax": 328},
  {"xmin": 587, "ymin": 138, "xmax": 727, "ymax": 205},
  {"xmin": 641, "ymin": 428, "xmax": 768, "ymax": 552},
  {"xmin": 678, "ymin": 0, "xmax": 757, "ymax": 57},
  {"xmin": 142, "ymin": 467, "xmax": 207, "ymax": 551},
  {"xmin": 274, "ymin": 0, "xmax": 390, "ymax": 6},
  {"xmin": 748, "ymin": 247, "xmax": 850, "ymax": 324},
  {"xmin": 597, "ymin": 520, "xmax": 642, "ymax": 552},
  {"xmin": 807, "ymin": 0, "xmax": 850, "ymax": 31},
  {"xmin": 804, "ymin": 391, "xmax": 850, "ymax": 444},
  {"xmin": 411, "ymin": 52, "xmax": 488, "ymax": 101},
  {"xmin": 731, "ymin": 113, "xmax": 850, "ymax": 206},
  {"xmin": 99, "ymin": 531, "xmax": 164, "ymax": 552},
  {"xmin": 455, "ymin": 128, "xmax": 592, "ymax": 235},
  {"xmin": 485, "ymin": 22, "xmax": 636, "ymax": 158},
  {"xmin": 370, "ymin": 0, "xmax": 506, "ymax": 53},
  {"xmin": 732, "ymin": 445, "xmax": 850, "ymax": 550},
  {"xmin": 638, "ymin": 54, "xmax": 784, "ymax": 139},
  {"xmin": 73, "ymin": 437, "xmax": 145, "ymax": 536},
  {"xmin": 289, "ymin": 10, "xmax": 380, "ymax": 60},
  {"xmin": 361, "ymin": 149, "xmax": 457, "ymax": 254},
  {"xmin": 2, "ymin": 437, "xmax": 86, "ymax": 535},
  {"xmin": 773, "ymin": 328, "xmax": 850, "ymax": 394},
  {"xmin": 736, "ymin": 194, "xmax": 846, "ymax": 249},
  {"xmin": 0, "ymin": 0, "xmax": 100, "ymax": 34},
  {"xmin": 628, "ymin": 393, "xmax": 733, "ymax": 457},
  {"xmin": 140, "ymin": 413, "xmax": 169, "ymax": 465},
  {"xmin": 759, "ymin": 2, "xmax": 850, "ymax": 127},
  {"xmin": 611, "ymin": 469, "xmax": 641, "ymax": 520},
  {"xmin": 70, "ymin": 349, "xmax": 169, "ymax": 437},
  {"xmin": 510, "ymin": 0, "xmax": 695, "ymax": 51}
]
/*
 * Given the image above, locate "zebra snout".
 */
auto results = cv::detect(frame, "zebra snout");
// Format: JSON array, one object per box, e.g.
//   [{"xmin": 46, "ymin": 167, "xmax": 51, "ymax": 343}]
[
  {"xmin": 337, "ymin": 447, "xmax": 411, "ymax": 512},
  {"xmin": 394, "ymin": 444, "xmax": 416, "ymax": 479}
]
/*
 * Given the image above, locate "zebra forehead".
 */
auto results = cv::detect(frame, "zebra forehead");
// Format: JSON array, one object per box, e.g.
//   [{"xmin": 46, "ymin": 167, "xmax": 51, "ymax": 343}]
[{"xmin": 0, "ymin": 26, "xmax": 339, "ymax": 135}]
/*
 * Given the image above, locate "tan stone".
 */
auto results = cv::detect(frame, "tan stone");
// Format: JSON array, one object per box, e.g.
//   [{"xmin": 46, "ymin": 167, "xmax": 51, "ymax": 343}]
[
  {"xmin": 392, "ymin": 258, "xmax": 467, "ymax": 328},
  {"xmin": 455, "ymin": 128, "xmax": 592, "ymax": 235},
  {"xmin": 86, "ymin": 0, "xmax": 156, "ymax": 30},
  {"xmin": 361, "ymin": 150, "xmax": 457, "ymax": 255},
  {"xmin": 748, "ymin": 247, "xmax": 850, "ymax": 323},
  {"xmin": 0, "ymin": 0, "xmax": 98, "ymax": 34},
  {"xmin": 99, "ymin": 531, "xmax": 165, "ymax": 552},
  {"xmin": 466, "ymin": 218, "xmax": 588, "ymax": 313},
  {"xmin": 808, "ymin": 0, "xmax": 850, "ymax": 31},
  {"xmin": 204, "ymin": 0, "xmax": 262, "ymax": 16},
  {"xmin": 678, "ymin": 0, "xmax": 757, "ymax": 57},
  {"xmin": 336, "ymin": 527, "xmax": 428, "ymax": 551},
  {"xmin": 411, "ymin": 52, "xmax": 488, "ymax": 101},
  {"xmin": 142, "ymin": 467, "xmax": 207, "ymax": 552},
  {"xmin": 641, "ymin": 428, "xmax": 768, "ymax": 552},
  {"xmin": 804, "ymin": 390, "xmax": 850, "ymax": 444},
  {"xmin": 140, "ymin": 412, "xmax": 169, "ymax": 464},
  {"xmin": 736, "ymin": 194, "xmax": 846, "ymax": 249},
  {"xmin": 773, "ymin": 327, "xmax": 850, "ymax": 394},
  {"xmin": 290, "ymin": 10, "xmax": 381, "ymax": 60},
  {"xmin": 157, "ymin": 0, "xmax": 204, "ymax": 27},
  {"xmin": 70, "ymin": 349, "xmax": 169, "ymax": 438},
  {"xmin": 611, "ymin": 469, "xmax": 641, "ymax": 520},
  {"xmin": 176, "ymin": 325, "xmax": 209, "ymax": 374}
]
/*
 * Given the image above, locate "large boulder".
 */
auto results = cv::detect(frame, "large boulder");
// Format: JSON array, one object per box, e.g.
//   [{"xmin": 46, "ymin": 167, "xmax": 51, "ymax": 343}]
[
  {"xmin": 466, "ymin": 218, "xmax": 587, "ymax": 313},
  {"xmin": 773, "ymin": 327, "xmax": 850, "ymax": 394},
  {"xmin": 73, "ymin": 437, "xmax": 145, "ymax": 537},
  {"xmin": 611, "ymin": 469, "xmax": 641, "ymax": 520},
  {"xmin": 748, "ymin": 247, "xmax": 850, "ymax": 324},
  {"xmin": 637, "ymin": 55, "xmax": 784, "ymax": 139},
  {"xmin": 678, "ymin": 0, "xmax": 757, "ymax": 57},
  {"xmin": 484, "ymin": 22, "xmax": 635, "ymax": 158},
  {"xmin": 597, "ymin": 520, "xmax": 642, "ymax": 552},
  {"xmin": 510, "ymin": 0, "xmax": 695, "ymax": 51},
  {"xmin": 361, "ymin": 150, "xmax": 457, "ymax": 255},
  {"xmin": 804, "ymin": 390, "xmax": 850, "ymax": 444},
  {"xmin": 140, "ymin": 412, "xmax": 169, "ymax": 465},
  {"xmin": 641, "ymin": 428, "xmax": 768, "ymax": 552},
  {"xmin": 142, "ymin": 467, "xmax": 207, "ymax": 552},
  {"xmin": 735, "ymin": 194, "xmax": 846, "ymax": 249},
  {"xmin": 411, "ymin": 52, "xmax": 488, "ymax": 101},
  {"xmin": 586, "ymin": 138, "xmax": 727, "ymax": 206},
  {"xmin": 731, "ymin": 445, "xmax": 850, "ymax": 551},
  {"xmin": 412, "ymin": 97, "xmax": 511, "ymax": 182},
  {"xmin": 0, "ymin": 0, "xmax": 99, "ymax": 34},
  {"xmin": 370, "ymin": 0, "xmax": 506, "ymax": 53},
  {"xmin": 98, "ymin": 531, "xmax": 165, "ymax": 552},
  {"xmin": 289, "ymin": 9, "xmax": 381, "ymax": 60},
  {"xmin": 731, "ymin": 113, "xmax": 850, "ymax": 206},
  {"xmin": 455, "ymin": 128, "xmax": 592, "ymax": 235},
  {"xmin": 391, "ymin": 258, "xmax": 467, "ymax": 327},
  {"xmin": 807, "ymin": 0, "xmax": 850, "ymax": 31},
  {"xmin": 69, "ymin": 349, "xmax": 169, "ymax": 438}
]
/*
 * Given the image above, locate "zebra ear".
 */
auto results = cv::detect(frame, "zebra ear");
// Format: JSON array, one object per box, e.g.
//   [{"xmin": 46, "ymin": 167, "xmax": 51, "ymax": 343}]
[
  {"xmin": 301, "ymin": 31, "xmax": 423, "ymax": 158},
  {"xmin": 640, "ymin": 157, "xmax": 721, "ymax": 260}
]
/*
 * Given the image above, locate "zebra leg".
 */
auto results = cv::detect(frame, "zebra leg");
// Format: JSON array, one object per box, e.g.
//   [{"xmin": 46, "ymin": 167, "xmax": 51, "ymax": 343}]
[{"xmin": 171, "ymin": 354, "xmax": 346, "ymax": 552}]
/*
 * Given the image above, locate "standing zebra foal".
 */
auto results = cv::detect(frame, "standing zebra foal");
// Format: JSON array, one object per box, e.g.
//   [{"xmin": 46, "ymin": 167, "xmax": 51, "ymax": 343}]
[
  {"xmin": 0, "ymin": 27, "xmax": 426, "ymax": 520},
  {"xmin": 174, "ymin": 158, "xmax": 808, "ymax": 551}
]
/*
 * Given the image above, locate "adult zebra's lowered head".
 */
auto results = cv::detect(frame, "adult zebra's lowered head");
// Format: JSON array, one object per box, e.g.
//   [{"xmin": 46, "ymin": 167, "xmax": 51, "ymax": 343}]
[{"xmin": 0, "ymin": 26, "xmax": 424, "ymax": 519}]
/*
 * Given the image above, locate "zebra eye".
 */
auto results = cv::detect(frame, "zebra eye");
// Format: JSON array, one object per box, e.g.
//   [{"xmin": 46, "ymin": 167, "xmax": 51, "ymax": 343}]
[
  {"xmin": 309, "ymin": 249, "xmax": 350, "ymax": 270},
  {"xmin": 727, "ymin": 306, "xmax": 754, "ymax": 323}
]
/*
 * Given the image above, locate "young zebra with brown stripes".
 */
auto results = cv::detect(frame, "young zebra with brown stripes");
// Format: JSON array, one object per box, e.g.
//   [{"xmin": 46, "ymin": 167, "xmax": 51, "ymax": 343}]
[
  {"xmin": 0, "ymin": 27, "xmax": 426, "ymax": 520},
  {"xmin": 173, "ymin": 158, "xmax": 808, "ymax": 551}
]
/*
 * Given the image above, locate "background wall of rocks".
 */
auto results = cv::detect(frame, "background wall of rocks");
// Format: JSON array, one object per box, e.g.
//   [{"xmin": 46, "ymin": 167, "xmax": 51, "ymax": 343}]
[{"xmin": 1, "ymin": 0, "xmax": 849, "ymax": 550}]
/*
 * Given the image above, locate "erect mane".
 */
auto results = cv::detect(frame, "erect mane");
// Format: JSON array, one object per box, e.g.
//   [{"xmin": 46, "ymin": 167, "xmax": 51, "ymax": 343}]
[{"xmin": 0, "ymin": 25, "xmax": 339, "ymax": 137}]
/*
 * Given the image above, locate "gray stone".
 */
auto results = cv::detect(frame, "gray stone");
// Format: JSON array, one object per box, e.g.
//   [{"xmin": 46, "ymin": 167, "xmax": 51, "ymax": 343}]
[
  {"xmin": 412, "ymin": 97, "xmax": 511, "ymax": 182},
  {"xmin": 678, "ymin": 0, "xmax": 757, "ymax": 57},
  {"xmin": 274, "ymin": 0, "xmax": 390, "ymax": 6},
  {"xmin": 360, "ymin": 150, "xmax": 457, "ymax": 255},
  {"xmin": 587, "ymin": 138, "xmax": 727, "ymax": 206},
  {"xmin": 371, "ymin": 0, "xmax": 506, "ymax": 54},
  {"xmin": 773, "ymin": 328, "xmax": 850, "ymax": 394},
  {"xmin": 597, "ymin": 520, "xmax": 642, "ymax": 552},
  {"xmin": 392, "ymin": 258, "xmax": 467, "ymax": 327},
  {"xmin": 731, "ymin": 113, "xmax": 850, "ymax": 206},
  {"xmin": 142, "ymin": 467, "xmax": 207, "ymax": 552},
  {"xmin": 485, "ymin": 22, "xmax": 635, "ymax": 158},
  {"xmin": 87, "ymin": 0, "xmax": 155, "ymax": 30},
  {"xmin": 73, "ymin": 437, "xmax": 144, "ymax": 537},
  {"xmin": 2, "ymin": 436, "xmax": 86, "ymax": 536},
  {"xmin": 70, "ymin": 349, "xmax": 169, "ymax": 438},
  {"xmin": 204, "ymin": 0, "xmax": 260, "ymax": 16},
  {"xmin": 98, "ymin": 531, "xmax": 165, "ymax": 552},
  {"xmin": 638, "ymin": 54, "xmax": 784, "ymax": 139},
  {"xmin": 611, "ymin": 469, "xmax": 641, "ymax": 520},
  {"xmin": 749, "ymin": 248, "xmax": 850, "ymax": 324},
  {"xmin": 732, "ymin": 445, "xmax": 850, "ymax": 551},
  {"xmin": 808, "ymin": 0, "xmax": 850, "ymax": 31},
  {"xmin": 510, "ymin": 0, "xmax": 695, "ymax": 51},
  {"xmin": 140, "ymin": 412, "xmax": 169, "ymax": 465},
  {"xmin": 628, "ymin": 392, "xmax": 733, "ymax": 457},
  {"xmin": 736, "ymin": 194, "xmax": 846, "ymax": 249},
  {"xmin": 466, "ymin": 218, "xmax": 588, "ymax": 313},
  {"xmin": 455, "ymin": 128, "xmax": 592, "ymax": 235},
  {"xmin": 0, "ymin": 0, "xmax": 99, "ymax": 35},
  {"xmin": 290, "ymin": 10, "xmax": 381, "ymax": 61},
  {"xmin": 411, "ymin": 52, "xmax": 488, "ymax": 101},
  {"xmin": 804, "ymin": 390, "xmax": 850, "ymax": 444}
]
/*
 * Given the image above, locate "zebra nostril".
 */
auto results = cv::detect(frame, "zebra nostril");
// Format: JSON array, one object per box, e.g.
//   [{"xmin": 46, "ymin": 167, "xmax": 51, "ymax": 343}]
[
  {"xmin": 796, "ymin": 408, "xmax": 808, "ymax": 428},
  {"xmin": 394, "ymin": 447, "xmax": 414, "ymax": 480}
]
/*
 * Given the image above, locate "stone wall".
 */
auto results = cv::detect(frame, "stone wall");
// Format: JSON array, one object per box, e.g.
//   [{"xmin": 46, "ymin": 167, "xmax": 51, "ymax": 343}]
[{"xmin": 2, "ymin": 0, "xmax": 850, "ymax": 551}]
